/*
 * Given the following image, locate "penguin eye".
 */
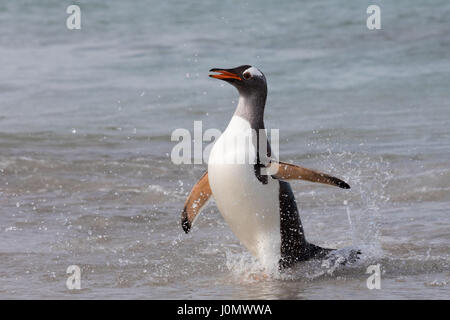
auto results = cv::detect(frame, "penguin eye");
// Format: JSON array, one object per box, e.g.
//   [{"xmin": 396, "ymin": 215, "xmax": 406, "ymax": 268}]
[{"xmin": 243, "ymin": 71, "xmax": 252, "ymax": 80}]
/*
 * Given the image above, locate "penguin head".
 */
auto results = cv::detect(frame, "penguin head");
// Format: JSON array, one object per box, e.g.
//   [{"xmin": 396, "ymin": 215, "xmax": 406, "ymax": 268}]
[{"xmin": 209, "ymin": 65, "xmax": 267, "ymax": 97}]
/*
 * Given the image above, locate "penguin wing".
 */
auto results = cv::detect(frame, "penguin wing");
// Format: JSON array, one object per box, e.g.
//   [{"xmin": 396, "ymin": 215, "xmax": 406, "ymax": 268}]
[
  {"xmin": 181, "ymin": 171, "xmax": 212, "ymax": 233},
  {"xmin": 270, "ymin": 161, "xmax": 350, "ymax": 189}
]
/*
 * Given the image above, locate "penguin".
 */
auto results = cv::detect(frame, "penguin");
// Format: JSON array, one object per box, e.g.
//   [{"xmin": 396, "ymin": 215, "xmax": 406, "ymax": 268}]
[{"xmin": 181, "ymin": 65, "xmax": 357, "ymax": 269}]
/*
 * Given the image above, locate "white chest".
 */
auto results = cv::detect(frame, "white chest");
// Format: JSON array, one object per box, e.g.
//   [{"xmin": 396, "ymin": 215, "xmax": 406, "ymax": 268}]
[{"xmin": 208, "ymin": 116, "xmax": 281, "ymax": 267}]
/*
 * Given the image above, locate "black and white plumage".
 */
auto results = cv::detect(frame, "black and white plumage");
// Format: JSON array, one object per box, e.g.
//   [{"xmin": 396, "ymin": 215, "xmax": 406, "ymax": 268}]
[{"xmin": 182, "ymin": 65, "xmax": 358, "ymax": 270}]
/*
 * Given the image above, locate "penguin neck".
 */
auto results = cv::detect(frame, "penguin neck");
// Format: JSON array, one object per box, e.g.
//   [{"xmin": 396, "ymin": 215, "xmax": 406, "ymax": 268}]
[{"xmin": 233, "ymin": 92, "xmax": 267, "ymax": 130}]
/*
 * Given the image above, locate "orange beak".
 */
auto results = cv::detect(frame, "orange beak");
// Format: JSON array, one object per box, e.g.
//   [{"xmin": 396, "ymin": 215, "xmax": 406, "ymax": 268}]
[{"xmin": 209, "ymin": 69, "xmax": 242, "ymax": 81}]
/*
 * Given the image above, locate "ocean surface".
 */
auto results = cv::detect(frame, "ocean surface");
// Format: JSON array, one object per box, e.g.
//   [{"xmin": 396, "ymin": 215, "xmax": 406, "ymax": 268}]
[{"xmin": 1, "ymin": 0, "xmax": 449, "ymax": 299}]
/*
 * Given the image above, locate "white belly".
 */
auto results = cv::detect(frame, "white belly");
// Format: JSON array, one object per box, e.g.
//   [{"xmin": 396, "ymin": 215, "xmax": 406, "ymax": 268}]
[{"xmin": 208, "ymin": 116, "xmax": 281, "ymax": 267}]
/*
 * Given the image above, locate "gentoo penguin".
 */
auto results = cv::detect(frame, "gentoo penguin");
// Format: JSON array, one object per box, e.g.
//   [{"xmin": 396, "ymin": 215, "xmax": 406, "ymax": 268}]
[{"xmin": 181, "ymin": 65, "xmax": 356, "ymax": 269}]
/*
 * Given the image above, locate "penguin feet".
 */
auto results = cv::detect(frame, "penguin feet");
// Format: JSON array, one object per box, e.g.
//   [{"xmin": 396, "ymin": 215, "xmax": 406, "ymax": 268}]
[
  {"xmin": 278, "ymin": 244, "xmax": 361, "ymax": 270},
  {"xmin": 250, "ymin": 273, "xmax": 270, "ymax": 281}
]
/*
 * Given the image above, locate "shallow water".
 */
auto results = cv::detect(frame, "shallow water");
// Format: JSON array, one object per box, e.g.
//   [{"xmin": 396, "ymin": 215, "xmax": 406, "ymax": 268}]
[{"xmin": 0, "ymin": 1, "xmax": 449, "ymax": 299}]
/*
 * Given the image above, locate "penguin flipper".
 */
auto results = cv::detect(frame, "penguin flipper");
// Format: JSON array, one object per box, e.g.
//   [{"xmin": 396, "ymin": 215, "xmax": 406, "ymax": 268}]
[
  {"xmin": 181, "ymin": 171, "xmax": 212, "ymax": 233},
  {"xmin": 270, "ymin": 161, "xmax": 350, "ymax": 189}
]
